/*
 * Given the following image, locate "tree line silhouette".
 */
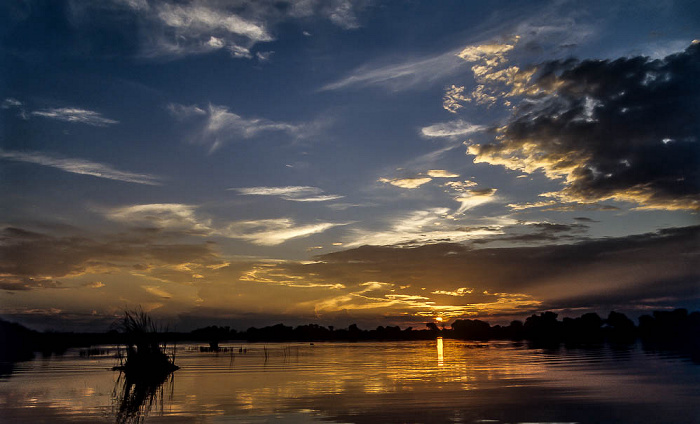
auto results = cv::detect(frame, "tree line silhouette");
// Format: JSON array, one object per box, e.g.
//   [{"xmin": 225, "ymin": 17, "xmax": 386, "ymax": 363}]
[{"xmin": 2, "ymin": 308, "xmax": 699, "ymax": 365}]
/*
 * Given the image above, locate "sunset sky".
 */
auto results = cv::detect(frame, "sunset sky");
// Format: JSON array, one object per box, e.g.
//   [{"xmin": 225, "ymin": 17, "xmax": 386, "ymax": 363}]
[{"xmin": 1, "ymin": 0, "xmax": 698, "ymax": 331}]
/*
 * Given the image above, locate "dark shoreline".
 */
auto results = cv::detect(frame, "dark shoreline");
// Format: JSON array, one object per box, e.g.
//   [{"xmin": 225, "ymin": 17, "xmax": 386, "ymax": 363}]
[{"xmin": 2, "ymin": 308, "xmax": 699, "ymax": 363}]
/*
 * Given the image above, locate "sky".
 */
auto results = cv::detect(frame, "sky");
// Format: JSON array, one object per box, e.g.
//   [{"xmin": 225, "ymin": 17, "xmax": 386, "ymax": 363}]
[{"xmin": 1, "ymin": 0, "xmax": 698, "ymax": 331}]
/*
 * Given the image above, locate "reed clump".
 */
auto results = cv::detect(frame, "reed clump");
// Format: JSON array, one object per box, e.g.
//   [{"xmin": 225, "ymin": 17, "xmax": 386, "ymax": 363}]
[{"xmin": 113, "ymin": 309, "xmax": 178, "ymax": 376}]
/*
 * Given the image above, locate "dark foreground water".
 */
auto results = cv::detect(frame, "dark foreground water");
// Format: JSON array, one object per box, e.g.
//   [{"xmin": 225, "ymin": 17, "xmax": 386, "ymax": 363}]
[{"xmin": 0, "ymin": 339, "xmax": 698, "ymax": 423}]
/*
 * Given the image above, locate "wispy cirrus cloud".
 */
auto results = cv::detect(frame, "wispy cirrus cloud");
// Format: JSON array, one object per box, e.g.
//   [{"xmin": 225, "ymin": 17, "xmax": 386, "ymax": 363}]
[
  {"xmin": 321, "ymin": 9, "xmax": 591, "ymax": 94},
  {"xmin": 320, "ymin": 48, "xmax": 468, "ymax": 92},
  {"xmin": 166, "ymin": 103, "xmax": 206, "ymax": 119},
  {"xmin": 453, "ymin": 188, "xmax": 498, "ymax": 215},
  {"xmin": 230, "ymin": 186, "xmax": 344, "ymax": 202},
  {"xmin": 30, "ymin": 107, "xmax": 119, "ymax": 126},
  {"xmin": 1, "ymin": 98, "xmax": 22, "ymax": 109},
  {"xmin": 2, "ymin": 99, "xmax": 118, "ymax": 126},
  {"xmin": 420, "ymin": 119, "xmax": 485, "ymax": 139},
  {"xmin": 168, "ymin": 103, "xmax": 323, "ymax": 151},
  {"xmin": 0, "ymin": 149, "xmax": 161, "ymax": 185},
  {"xmin": 233, "ymin": 186, "xmax": 321, "ymax": 196},
  {"xmin": 442, "ymin": 182, "xmax": 499, "ymax": 215},
  {"xmin": 222, "ymin": 219, "xmax": 344, "ymax": 246},
  {"xmin": 104, "ymin": 202, "xmax": 342, "ymax": 246}
]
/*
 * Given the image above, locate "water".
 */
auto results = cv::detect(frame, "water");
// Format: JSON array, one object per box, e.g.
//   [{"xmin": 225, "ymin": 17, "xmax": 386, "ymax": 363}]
[{"xmin": 0, "ymin": 339, "xmax": 698, "ymax": 423}]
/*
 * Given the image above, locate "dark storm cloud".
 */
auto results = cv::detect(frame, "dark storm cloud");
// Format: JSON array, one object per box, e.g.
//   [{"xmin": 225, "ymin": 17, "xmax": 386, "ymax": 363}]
[
  {"xmin": 259, "ymin": 225, "xmax": 700, "ymax": 312},
  {"xmin": 470, "ymin": 42, "xmax": 700, "ymax": 210},
  {"xmin": 470, "ymin": 221, "xmax": 590, "ymax": 244},
  {"xmin": 0, "ymin": 226, "xmax": 219, "ymax": 290},
  {"xmin": 573, "ymin": 217, "xmax": 598, "ymax": 223},
  {"xmin": 539, "ymin": 275, "xmax": 700, "ymax": 311}
]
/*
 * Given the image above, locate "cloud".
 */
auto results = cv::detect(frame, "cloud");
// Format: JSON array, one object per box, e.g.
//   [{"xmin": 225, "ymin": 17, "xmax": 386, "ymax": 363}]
[
  {"xmin": 0, "ymin": 276, "xmax": 63, "ymax": 291},
  {"xmin": 443, "ymin": 85, "xmax": 470, "ymax": 113},
  {"xmin": 301, "ymin": 225, "xmax": 700, "ymax": 315},
  {"xmin": 222, "ymin": 219, "xmax": 343, "ymax": 246},
  {"xmin": 443, "ymin": 13, "xmax": 594, "ymax": 112},
  {"xmin": 471, "ymin": 221, "xmax": 590, "ymax": 245},
  {"xmin": 0, "ymin": 226, "xmax": 219, "ymax": 290},
  {"xmin": 457, "ymin": 38, "xmax": 518, "ymax": 66},
  {"xmin": 347, "ymin": 10, "xmax": 590, "ymax": 94},
  {"xmin": 507, "ymin": 199, "xmax": 620, "ymax": 212},
  {"xmin": 420, "ymin": 120, "xmax": 485, "ymax": 139},
  {"xmin": 105, "ymin": 204, "xmax": 211, "ymax": 233},
  {"xmin": 72, "ymin": 0, "xmax": 369, "ymax": 59},
  {"xmin": 2, "ymin": 99, "xmax": 118, "ymax": 126},
  {"xmin": 344, "ymin": 208, "xmax": 504, "ymax": 247},
  {"xmin": 240, "ymin": 263, "xmax": 346, "ymax": 289},
  {"xmin": 206, "ymin": 104, "xmax": 301, "ymax": 139},
  {"xmin": 378, "ymin": 177, "xmax": 432, "ymax": 189},
  {"xmin": 143, "ymin": 285, "xmax": 172, "ymax": 299},
  {"xmin": 156, "ymin": 3, "xmax": 271, "ymax": 42},
  {"xmin": 441, "ymin": 182, "xmax": 498, "ymax": 215},
  {"xmin": 103, "ymin": 1, "xmax": 271, "ymax": 59},
  {"xmin": 443, "ymin": 180, "xmax": 478, "ymax": 190},
  {"xmin": 453, "ymin": 188, "xmax": 498, "ymax": 215},
  {"xmin": 233, "ymin": 186, "xmax": 321, "ymax": 196},
  {"xmin": 231, "ymin": 186, "xmax": 343, "ymax": 202},
  {"xmin": 426, "ymin": 170, "xmax": 459, "ymax": 178},
  {"xmin": 321, "ymin": 48, "xmax": 468, "ymax": 92},
  {"xmin": 255, "ymin": 50, "xmax": 274, "ymax": 61},
  {"xmin": 104, "ymin": 203, "xmax": 342, "ymax": 245},
  {"xmin": 442, "ymin": 37, "xmax": 523, "ymax": 112},
  {"xmin": 166, "ymin": 103, "xmax": 206, "ymax": 118},
  {"xmin": 0, "ymin": 149, "xmax": 162, "ymax": 185},
  {"xmin": 466, "ymin": 42, "xmax": 700, "ymax": 210},
  {"xmin": 168, "ymin": 103, "xmax": 321, "ymax": 151},
  {"xmin": 287, "ymin": 195, "xmax": 345, "ymax": 202},
  {"xmin": 30, "ymin": 107, "xmax": 119, "ymax": 126},
  {"xmin": 445, "ymin": 36, "xmax": 538, "ymax": 110},
  {"xmin": 1, "ymin": 98, "xmax": 22, "ymax": 109}
]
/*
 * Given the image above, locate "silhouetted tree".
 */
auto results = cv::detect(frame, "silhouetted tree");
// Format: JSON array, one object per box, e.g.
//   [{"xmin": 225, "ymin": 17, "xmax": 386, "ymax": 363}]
[
  {"xmin": 451, "ymin": 319, "xmax": 491, "ymax": 340},
  {"xmin": 507, "ymin": 320, "xmax": 524, "ymax": 340},
  {"xmin": 605, "ymin": 311, "xmax": 636, "ymax": 342},
  {"xmin": 524, "ymin": 311, "xmax": 562, "ymax": 341}
]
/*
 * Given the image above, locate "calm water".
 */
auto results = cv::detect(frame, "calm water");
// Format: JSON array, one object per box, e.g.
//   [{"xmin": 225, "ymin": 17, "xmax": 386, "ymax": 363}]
[{"xmin": 0, "ymin": 339, "xmax": 698, "ymax": 423}]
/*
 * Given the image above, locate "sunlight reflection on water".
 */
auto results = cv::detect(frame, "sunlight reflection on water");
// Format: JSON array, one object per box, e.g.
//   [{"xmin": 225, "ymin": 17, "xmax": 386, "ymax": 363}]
[{"xmin": 0, "ymin": 340, "xmax": 699, "ymax": 423}]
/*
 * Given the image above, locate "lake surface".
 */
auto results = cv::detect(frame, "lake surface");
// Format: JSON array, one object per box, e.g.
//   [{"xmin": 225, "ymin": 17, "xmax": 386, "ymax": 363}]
[{"xmin": 0, "ymin": 339, "xmax": 698, "ymax": 423}]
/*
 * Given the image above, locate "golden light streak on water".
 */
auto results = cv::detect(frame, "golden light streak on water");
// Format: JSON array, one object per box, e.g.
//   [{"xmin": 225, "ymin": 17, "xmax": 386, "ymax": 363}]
[{"xmin": 1, "ymin": 341, "xmax": 699, "ymax": 423}]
